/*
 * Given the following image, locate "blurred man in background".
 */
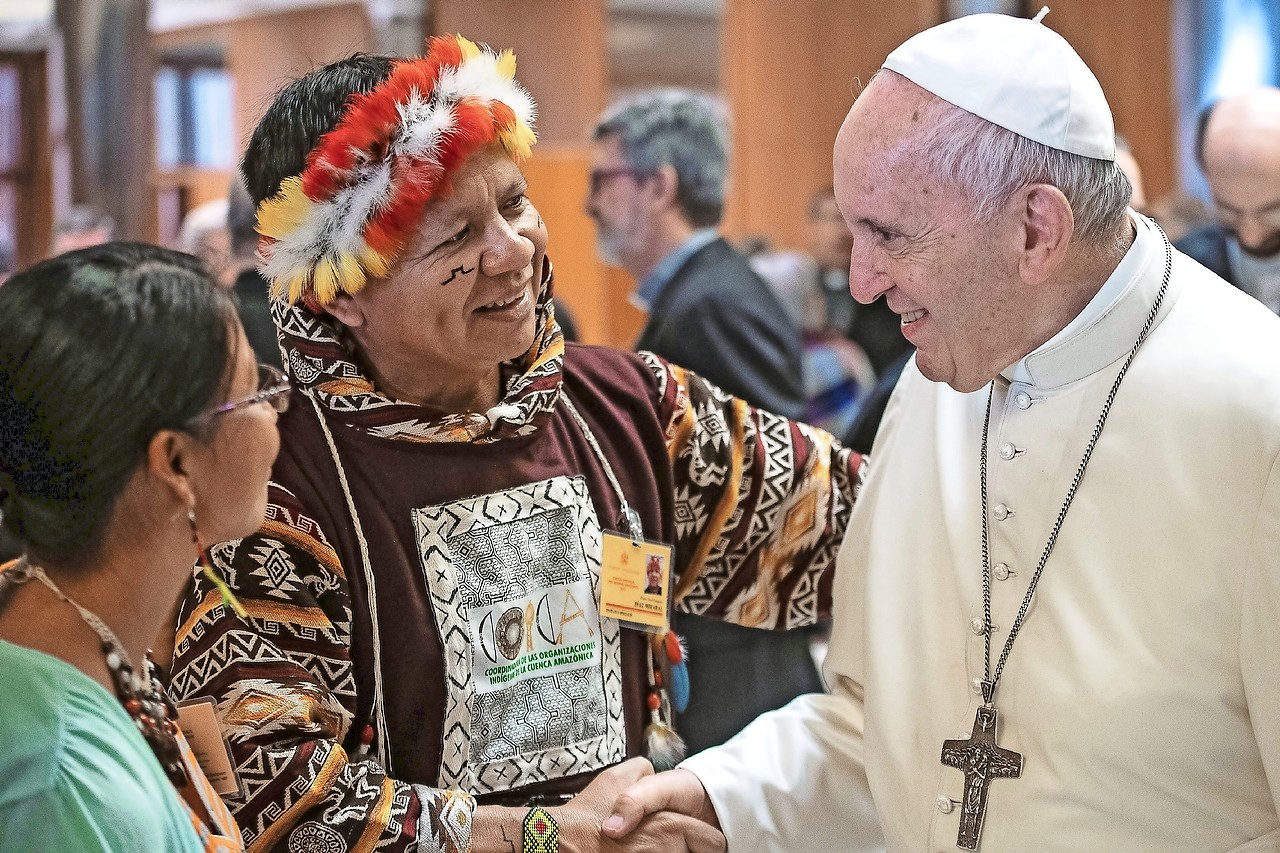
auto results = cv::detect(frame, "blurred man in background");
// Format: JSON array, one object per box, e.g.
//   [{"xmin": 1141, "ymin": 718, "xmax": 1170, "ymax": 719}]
[
  {"xmin": 586, "ymin": 88, "xmax": 820, "ymax": 755},
  {"xmin": 1177, "ymin": 87, "xmax": 1280, "ymax": 314}
]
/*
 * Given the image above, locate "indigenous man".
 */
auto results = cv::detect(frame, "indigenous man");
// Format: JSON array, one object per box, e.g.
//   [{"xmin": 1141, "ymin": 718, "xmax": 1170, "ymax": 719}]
[
  {"xmin": 606, "ymin": 12, "xmax": 1280, "ymax": 853},
  {"xmin": 169, "ymin": 36, "xmax": 857, "ymax": 853}
]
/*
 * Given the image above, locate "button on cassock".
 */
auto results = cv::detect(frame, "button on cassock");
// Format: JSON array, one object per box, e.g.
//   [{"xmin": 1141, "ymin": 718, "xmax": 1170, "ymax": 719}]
[
  {"xmin": 992, "ymin": 503, "xmax": 1012, "ymax": 521},
  {"xmin": 1014, "ymin": 391, "xmax": 1032, "ymax": 409},
  {"xmin": 993, "ymin": 562, "xmax": 1012, "ymax": 581},
  {"xmin": 999, "ymin": 443, "xmax": 1019, "ymax": 460},
  {"xmin": 936, "ymin": 795, "xmax": 956, "ymax": 814}
]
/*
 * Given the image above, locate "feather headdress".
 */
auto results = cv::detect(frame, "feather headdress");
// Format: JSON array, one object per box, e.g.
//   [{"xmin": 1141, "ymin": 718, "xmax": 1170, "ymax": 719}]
[{"xmin": 255, "ymin": 34, "xmax": 537, "ymax": 305}]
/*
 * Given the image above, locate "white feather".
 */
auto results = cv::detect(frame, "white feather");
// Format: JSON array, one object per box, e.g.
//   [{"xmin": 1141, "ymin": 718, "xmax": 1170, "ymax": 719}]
[
  {"xmin": 331, "ymin": 159, "xmax": 392, "ymax": 257},
  {"xmin": 396, "ymin": 102, "xmax": 453, "ymax": 165},
  {"xmin": 264, "ymin": 44, "xmax": 539, "ymax": 289}
]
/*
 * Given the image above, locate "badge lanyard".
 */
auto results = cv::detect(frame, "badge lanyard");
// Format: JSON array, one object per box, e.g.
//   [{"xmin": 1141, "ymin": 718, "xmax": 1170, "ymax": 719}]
[{"xmin": 560, "ymin": 395, "xmax": 673, "ymax": 632}]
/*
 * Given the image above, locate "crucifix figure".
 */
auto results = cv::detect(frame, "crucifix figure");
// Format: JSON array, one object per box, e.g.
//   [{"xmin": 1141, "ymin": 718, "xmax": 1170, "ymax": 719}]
[{"xmin": 940, "ymin": 705, "xmax": 1023, "ymax": 850}]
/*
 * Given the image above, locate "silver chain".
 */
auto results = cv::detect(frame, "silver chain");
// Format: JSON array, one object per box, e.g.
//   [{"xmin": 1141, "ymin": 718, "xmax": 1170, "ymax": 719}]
[{"xmin": 979, "ymin": 224, "xmax": 1173, "ymax": 706}]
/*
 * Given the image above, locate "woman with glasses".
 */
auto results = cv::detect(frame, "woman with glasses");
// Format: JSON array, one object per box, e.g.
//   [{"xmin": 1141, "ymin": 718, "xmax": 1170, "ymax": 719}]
[{"xmin": 0, "ymin": 242, "xmax": 285, "ymax": 851}]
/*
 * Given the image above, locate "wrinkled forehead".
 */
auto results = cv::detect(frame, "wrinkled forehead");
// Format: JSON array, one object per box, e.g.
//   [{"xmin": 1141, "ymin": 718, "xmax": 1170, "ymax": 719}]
[
  {"xmin": 399, "ymin": 145, "xmax": 526, "ymax": 243},
  {"xmin": 836, "ymin": 76, "xmax": 937, "ymax": 179}
]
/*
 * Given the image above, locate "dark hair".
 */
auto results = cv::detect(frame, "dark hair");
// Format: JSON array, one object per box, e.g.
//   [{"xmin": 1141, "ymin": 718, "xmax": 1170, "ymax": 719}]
[
  {"xmin": 1193, "ymin": 100, "xmax": 1218, "ymax": 171},
  {"xmin": 0, "ymin": 242, "xmax": 238, "ymax": 566},
  {"xmin": 593, "ymin": 89, "xmax": 729, "ymax": 228},
  {"xmin": 242, "ymin": 53, "xmax": 397, "ymax": 205}
]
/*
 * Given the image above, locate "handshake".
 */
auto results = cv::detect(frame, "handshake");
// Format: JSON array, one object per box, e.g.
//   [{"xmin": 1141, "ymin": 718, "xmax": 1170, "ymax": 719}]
[{"xmin": 482, "ymin": 758, "xmax": 726, "ymax": 853}]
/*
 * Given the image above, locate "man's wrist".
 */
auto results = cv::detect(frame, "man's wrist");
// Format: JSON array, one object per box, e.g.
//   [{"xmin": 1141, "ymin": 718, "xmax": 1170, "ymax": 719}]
[{"xmin": 469, "ymin": 804, "xmax": 527, "ymax": 853}]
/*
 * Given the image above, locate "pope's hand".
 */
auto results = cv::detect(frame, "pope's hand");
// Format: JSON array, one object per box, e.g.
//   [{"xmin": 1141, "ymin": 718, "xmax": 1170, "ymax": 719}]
[{"xmin": 600, "ymin": 768, "xmax": 724, "ymax": 851}]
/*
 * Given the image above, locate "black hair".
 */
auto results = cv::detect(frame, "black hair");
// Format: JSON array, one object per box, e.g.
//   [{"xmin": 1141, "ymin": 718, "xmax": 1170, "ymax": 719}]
[
  {"xmin": 1193, "ymin": 100, "xmax": 1218, "ymax": 172},
  {"xmin": 241, "ymin": 53, "xmax": 397, "ymax": 205},
  {"xmin": 0, "ymin": 241, "xmax": 238, "ymax": 567}
]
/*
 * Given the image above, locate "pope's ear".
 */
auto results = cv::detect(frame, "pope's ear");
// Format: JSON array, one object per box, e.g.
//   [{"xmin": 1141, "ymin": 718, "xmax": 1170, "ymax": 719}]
[
  {"xmin": 325, "ymin": 291, "xmax": 366, "ymax": 328},
  {"xmin": 1019, "ymin": 183, "xmax": 1073, "ymax": 285}
]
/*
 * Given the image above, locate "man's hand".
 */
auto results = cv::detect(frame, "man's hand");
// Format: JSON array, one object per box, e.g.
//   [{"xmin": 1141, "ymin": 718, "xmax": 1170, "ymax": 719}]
[
  {"xmin": 555, "ymin": 759, "xmax": 725, "ymax": 853},
  {"xmin": 601, "ymin": 768, "xmax": 722, "ymax": 844}
]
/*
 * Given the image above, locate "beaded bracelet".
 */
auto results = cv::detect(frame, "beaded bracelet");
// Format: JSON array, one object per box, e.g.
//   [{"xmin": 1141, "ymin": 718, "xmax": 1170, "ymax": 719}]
[{"xmin": 523, "ymin": 806, "xmax": 559, "ymax": 853}]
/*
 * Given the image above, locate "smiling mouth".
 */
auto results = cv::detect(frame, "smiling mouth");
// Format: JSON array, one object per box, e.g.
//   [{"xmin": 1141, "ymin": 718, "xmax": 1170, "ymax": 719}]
[
  {"xmin": 901, "ymin": 309, "xmax": 925, "ymax": 326},
  {"xmin": 479, "ymin": 291, "xmax": 528, "ymax": 311}
]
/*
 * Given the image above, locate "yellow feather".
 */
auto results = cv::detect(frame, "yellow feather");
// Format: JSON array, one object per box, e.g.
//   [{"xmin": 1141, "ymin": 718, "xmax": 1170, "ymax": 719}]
[
  {"xmin": 456, "ymin": 35, "xmax": 481, "ymax": 61},
  {"xmin": 335, "ymin": 252, "xmax": 367, "ymax": 294},
  {"xmin": 268, "ymin": 275, "xmax": 289, "ymax": 302},
  {"xmin": 285, "ymin": 270, "xmax": 309, "ymax": 304},
  {"xmin": 502, "ymin": 122, "xmax": 537, "ymax": 161},
  {"xmin": 496, "ymin": 50, "xmax": 517, "ymax": 80},
  {"xmin": 313, "ymin": 257, "xmax": 339, "ymax": 305},
  {"xmin": 256, "ymin": 177, "xmax": 312, "ymax": 239},
  {"xmin": 358, "ymin": 243, "xmax": 392, "ymax": 279}
]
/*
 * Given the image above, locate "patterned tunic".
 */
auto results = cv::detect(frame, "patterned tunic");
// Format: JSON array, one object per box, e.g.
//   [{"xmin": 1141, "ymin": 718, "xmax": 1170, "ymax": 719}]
[{"xmin": 169, "ymin": 271, "xmax": 865, "ymax": 853}]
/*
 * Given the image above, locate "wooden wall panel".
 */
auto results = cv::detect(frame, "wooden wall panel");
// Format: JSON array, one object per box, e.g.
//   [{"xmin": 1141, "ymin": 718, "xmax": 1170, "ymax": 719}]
[
  {"xmin": 721, "ymin": 0, "xmax": 939, "ymax": 252},
  {"xmin": 1046, "ymin": 1, "xmax": 1176, "ymax": 201},
  {"xmin": 153, "ymin": 6, "xmax": 375, "ymax": 239},
  {"xmin": 226, "ymin": 5, "xmax": 376, "ymax": 154},
  {"xmin": 721, "ymin": 1, "xmax": 1177, "ymax": 249}
]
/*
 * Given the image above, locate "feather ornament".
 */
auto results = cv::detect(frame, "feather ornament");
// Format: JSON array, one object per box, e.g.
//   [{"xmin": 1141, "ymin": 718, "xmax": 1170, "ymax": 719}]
[
  {"xmin": 254, "ymin": 32, "xmax": 538, "ymax": 305},
  {"xmin": 644, "ymin": 712, "xmax": 687, "ymax": 772}
]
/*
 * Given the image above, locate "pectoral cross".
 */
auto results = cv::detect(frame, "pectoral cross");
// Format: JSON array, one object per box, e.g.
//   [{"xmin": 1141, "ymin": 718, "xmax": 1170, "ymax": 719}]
[{"xmin": 940, "ymin": 705, "xmax": 1023, "ymax": 850}]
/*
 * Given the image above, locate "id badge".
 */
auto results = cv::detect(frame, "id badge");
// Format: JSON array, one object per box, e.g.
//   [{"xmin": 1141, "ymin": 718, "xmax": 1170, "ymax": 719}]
[
  {"xmin": 599, "ymin": 531, "xmax": 673, "ymax": 632},
  {"xmin": 176, "ymin": 697, "xmax": 243, "ymax": 798}
]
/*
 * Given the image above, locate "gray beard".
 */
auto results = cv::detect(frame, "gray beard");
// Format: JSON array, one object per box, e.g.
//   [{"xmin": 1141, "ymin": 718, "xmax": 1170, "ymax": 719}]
[
  {"xmin": 595, "ymin": 230, "xmax": 625, "ymax": 268},
  {"xmin": 1227, "ymin": 236, "xmax": 1280, "ymax": 314}
]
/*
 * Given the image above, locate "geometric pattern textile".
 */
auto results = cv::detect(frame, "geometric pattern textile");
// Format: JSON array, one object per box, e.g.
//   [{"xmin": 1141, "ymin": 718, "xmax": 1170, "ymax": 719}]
[
  {"xmin": 168, "ymin": 262, "xmax": 867, "ymax": 852},
  {"xmin": 413, "ymin": 476, "xmax": 624, "ymax": 794}
]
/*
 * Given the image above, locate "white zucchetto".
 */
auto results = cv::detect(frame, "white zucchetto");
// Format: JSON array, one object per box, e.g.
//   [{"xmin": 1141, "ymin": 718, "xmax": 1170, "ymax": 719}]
[{"xmin": 882, "ymin": 10, "xmax": 1116, "ymax": 161}]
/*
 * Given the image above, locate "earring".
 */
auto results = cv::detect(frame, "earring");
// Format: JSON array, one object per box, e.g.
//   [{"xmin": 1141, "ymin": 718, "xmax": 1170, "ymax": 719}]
[{"xmin": 187, "ymin": 508, "xmax": 247, "ymax": 618}]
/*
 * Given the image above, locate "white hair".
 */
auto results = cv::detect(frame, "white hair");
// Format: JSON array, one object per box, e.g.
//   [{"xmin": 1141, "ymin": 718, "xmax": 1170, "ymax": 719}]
[
  {"xmin": 896, "ymin": 73, "xmax": 1132, "ymax": 251},
  {"xmin": 177, "ymin": 198, "xmax": 230, "ymax": 254}
]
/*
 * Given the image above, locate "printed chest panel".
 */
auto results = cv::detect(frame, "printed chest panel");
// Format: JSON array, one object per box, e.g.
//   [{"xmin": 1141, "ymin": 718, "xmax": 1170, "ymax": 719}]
[{"xmin": 412, "ymin": 475, "xmax": 625, "ymax": 793}]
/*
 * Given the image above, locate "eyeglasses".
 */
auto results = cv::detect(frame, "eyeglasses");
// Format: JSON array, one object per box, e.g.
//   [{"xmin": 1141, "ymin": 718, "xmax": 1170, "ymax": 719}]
[
  {"xmin": 588, "ymin": 167, "xmax": 646, "ymax": 195},
  {"xmin": 207, "ymin": 364, "xmax": 292, "ymax": 417}
]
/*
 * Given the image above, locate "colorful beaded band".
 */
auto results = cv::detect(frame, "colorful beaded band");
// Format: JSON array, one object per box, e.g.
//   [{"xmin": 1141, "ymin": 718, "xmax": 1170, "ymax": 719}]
[{"xmin": 522, "ymin": 805, "xmax": 559, "ymax": 853}]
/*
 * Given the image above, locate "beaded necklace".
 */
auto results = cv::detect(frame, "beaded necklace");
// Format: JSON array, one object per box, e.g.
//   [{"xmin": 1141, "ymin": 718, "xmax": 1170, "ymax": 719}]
[{"xmin": 3, "ymin": 558, "xmax": 188, "ymax": 788}]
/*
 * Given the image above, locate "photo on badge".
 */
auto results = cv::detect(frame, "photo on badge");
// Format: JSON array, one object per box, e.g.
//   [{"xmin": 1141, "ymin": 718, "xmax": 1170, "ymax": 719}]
[{"xmin": 599, "ymin": 532, "xmax": 672, "ymax": 632}]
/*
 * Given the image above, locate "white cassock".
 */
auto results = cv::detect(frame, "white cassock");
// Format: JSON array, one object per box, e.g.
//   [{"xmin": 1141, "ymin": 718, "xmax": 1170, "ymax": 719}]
[{"xmin": 682, "ymin": 213, "xmax": 1280, "ymax": 853}]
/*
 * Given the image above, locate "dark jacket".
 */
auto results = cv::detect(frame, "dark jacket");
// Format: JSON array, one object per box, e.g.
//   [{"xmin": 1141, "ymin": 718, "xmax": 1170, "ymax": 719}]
[
  {"xmin": 633, "ymin": 236, "xmax": 821, "ymax": 753},
  {"xmin": 1176, "ymin": 223, "xmax": 1234, "ymax": 284},
  {"xmin": 636, "ymin": 237, "xmax": 805, "ymax": 421},
  {"xmin": 231, "ymin": 269, "xmax": 283, "ymax": 369}
]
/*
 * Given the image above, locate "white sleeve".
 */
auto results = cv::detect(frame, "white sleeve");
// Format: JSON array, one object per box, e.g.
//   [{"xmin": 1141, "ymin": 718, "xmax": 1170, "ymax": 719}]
[{"xmin": 679, "ymin": 687, "xmax": 885, "ymax": 853}]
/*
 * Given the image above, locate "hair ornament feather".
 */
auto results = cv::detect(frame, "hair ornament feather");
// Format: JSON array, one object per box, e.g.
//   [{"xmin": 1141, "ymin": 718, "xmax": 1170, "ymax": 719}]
[{"xmin": 256, "ymin": 34, "xmax": 537, "ymax": 305}]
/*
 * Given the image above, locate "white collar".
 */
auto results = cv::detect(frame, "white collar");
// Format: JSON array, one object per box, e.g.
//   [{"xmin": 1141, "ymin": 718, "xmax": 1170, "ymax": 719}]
[{"xmin": 1001, "ymin": 212, "xmax": 1172, "ymax": 390}]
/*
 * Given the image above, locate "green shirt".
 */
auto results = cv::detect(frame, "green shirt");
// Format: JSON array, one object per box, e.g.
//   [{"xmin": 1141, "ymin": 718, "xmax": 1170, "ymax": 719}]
[{"xmin": 0, "ymin": 640, "xmax": 204, "ymax": 852}]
